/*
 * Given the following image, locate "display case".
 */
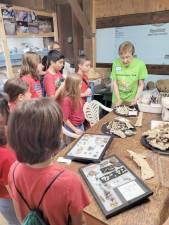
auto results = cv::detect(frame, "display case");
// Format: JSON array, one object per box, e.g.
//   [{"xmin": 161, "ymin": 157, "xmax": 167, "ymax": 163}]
[
  {"xmin": 65, "ymin": 133, "xmax": 113, "ymax": 163},
  {"xmin": 80, "ymin": 155, "xmax": 153, "ymax": 218}
]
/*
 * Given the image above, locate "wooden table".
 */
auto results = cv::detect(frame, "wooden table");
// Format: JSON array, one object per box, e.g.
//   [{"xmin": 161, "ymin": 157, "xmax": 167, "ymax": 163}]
[{"xmin": 55, "ymin": 112, "xmax": 169, "ymax": 225}]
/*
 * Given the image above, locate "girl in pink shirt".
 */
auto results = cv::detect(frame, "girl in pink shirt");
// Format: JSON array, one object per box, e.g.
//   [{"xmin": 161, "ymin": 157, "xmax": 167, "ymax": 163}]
[
  {"xmin": 20, "ymin": 52, "xmax": 42, "ymax": 98},
  {"xmin": 59, "ymin": 74, "xmax": 85, "ymax": 135}
]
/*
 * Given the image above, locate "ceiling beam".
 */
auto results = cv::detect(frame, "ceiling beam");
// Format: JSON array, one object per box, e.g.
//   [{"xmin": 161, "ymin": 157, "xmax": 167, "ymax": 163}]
[
  {"xmin": 0, "ymin": 0, "xmax": 55, "ymax": 12},
  {"xmin": 67, "ymin": 0, "xmax": 94, "ymax": 38},
  {"xmin": 55, "ymin": 0, "xmax": 67, "ymax": 4}
]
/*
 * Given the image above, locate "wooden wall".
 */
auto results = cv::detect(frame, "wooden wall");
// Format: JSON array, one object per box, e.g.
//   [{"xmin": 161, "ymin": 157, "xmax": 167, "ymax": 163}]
[
  {"xmin": 0, "ymin": 0, "xmax": 55, "ymax": 12},
  {"xmin": 95, "ymin": 0, "xmax": 169, "ymax": 18}
]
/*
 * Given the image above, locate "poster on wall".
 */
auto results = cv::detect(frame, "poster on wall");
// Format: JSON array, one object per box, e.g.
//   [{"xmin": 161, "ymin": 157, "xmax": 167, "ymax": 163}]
[
  {"xmin": 80, "ymin": 155, "xmax": 153, "ymax": 218},
  {"xmin": 96, "ymin": 23, "xmax": 169, "ymax": 65}
]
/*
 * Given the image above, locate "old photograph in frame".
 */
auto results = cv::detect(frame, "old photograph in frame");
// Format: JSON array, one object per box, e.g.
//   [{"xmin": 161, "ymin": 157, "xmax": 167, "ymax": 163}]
[
  {"xmin": 65, "ymin": 134, "xmax": 113, "ymax": 163},
  {"xmin": 80, "ymin": 155, "xmax": 153, "ymax": 218}
]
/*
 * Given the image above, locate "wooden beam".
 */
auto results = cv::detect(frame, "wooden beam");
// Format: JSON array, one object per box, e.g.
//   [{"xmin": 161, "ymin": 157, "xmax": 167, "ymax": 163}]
[
  {"xmin": 0, "ymin": 8, "xmax": 14, "ymax": 78},
  {"xmin": 96, "ymin": 63, "xmax": 169, "ymax": 75},
  {"xmin": 0, "ymin": 0, "xmax": 55, "ymax": 12},
  {"xmin": 67, "ymin": 0, "xmax": 93, "ymax": 38},
  {"xmin": 55, "ymin": 0, "xmax": 67, "ymax": 4},
  {"xmin": 83, "ymin": 0, "xmax": 96, "ymax": 67},
  {"xmin": 72, "ymin": 13, "xmax": 79, "ymax": 67},
  {"xmin": 53, "ymin": 12, "xmax": 59, "ymax": 42},
  {"xmin": 97, "ymin": 10, "xmax": 169, "ymax": 29},
  {"xmin": 92, "ymin": 0, "xmax": 96, "ymax": 68}
]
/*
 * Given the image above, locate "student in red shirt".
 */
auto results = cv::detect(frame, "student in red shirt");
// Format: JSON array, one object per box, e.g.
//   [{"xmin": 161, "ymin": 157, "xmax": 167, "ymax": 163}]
[
  {"xmin": 0, "ymin": 92, "xmax": 20, "ymax": 225},
  {"xmin": 20, "ymin": 52, "xmax": 42, "ymax": 98},
  {"xmin": 4, "ymin": 78, "xmax": 31, "ymax": 112},
  {"xmin": 77, "ymin": 55, "xmax": 92, "ymax": 103},
  {"xmin": 44, "ymin": 50, "xmax": 64, "ymax": 97},
  {"xmin": 8, "ymin": 98, "xmax": 90, "ymax": 225},
  {"xmin": 59, "ymin": 74, "xmax": 85, "ymax": 135}
]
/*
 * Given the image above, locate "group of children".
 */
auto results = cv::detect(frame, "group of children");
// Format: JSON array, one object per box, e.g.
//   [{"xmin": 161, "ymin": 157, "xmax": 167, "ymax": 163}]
[{"xmin": 0, "ymin": 44, "xmax": 93, "ymax": 224}]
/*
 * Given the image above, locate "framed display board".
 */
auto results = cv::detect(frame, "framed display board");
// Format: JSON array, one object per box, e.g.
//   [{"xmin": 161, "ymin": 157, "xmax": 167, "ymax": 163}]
[
  {"xmin": 80, "ymin": 155, "xmax": 153, "ymax": 218},
  {"xmin": 65, "ymin": 133, "xmax": 113, "ymax": 163}
]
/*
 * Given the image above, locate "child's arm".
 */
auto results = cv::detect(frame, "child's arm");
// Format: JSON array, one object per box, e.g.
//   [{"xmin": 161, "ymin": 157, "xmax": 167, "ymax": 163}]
[
  {"xmin": 71, "ymin": 212, "xmax": 87, "ymax": 225},
  {"xmin": 55, "ymin": 82, "xmax": 65, "ymax": 99},
  {"xmin": 6, "ymin": 185, "xmax": 22, "ymax": 223},
  {"xmin": 44, "ymin": 76, "xmax": 56, "ymax": 97},
  {"xmin": 65, "ymin": 120, "xmax": 84, "ymax": 135},
  {"xmin": 81, "ymin": 88, "xmax": 92, "ymax": 98}
]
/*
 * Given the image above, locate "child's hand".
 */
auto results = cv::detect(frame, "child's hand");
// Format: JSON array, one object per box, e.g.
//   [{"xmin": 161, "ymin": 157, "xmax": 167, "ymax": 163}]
[
  {"xmin": 60, "ymin": 81, "xmax": 65, "ymax": 89},
  {"xmin": 86, "ymin": 88, "xmax": 92, "ymax": 96},
  {"xmin": 74, "ymin": 128, "xmax": 84, "ymax": 135}
]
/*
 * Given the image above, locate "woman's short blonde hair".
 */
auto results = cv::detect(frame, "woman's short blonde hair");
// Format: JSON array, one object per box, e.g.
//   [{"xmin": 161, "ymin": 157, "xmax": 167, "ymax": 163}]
[{"xmin": 118, "ymin": 41, "xmax": 135, "ymax": 56}]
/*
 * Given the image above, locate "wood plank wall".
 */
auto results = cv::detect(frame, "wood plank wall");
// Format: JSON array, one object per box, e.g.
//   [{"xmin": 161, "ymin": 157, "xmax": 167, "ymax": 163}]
[
  {"xmin": 0, "ymin": 0, "xmax": 55, "ymax": 12},
  {"xmin": 95, "ymin": 0, "xmax": 169, "ymax": 18}
]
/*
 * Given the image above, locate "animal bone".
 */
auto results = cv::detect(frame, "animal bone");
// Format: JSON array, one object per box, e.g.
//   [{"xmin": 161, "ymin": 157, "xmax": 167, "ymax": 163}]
[
  {"xmin": 127, "ymin": 150, "xmax": 154, "ymax": 180},
  {"xmin": 135, "ymin": 112, "xmax": 143, "ymax": 127}
]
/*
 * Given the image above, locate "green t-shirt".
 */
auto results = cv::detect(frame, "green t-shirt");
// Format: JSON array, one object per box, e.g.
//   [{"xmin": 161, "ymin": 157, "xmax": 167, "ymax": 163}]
[{"xmin": 111, "ymin": 58, "xmax": 148, "ymax": 103}]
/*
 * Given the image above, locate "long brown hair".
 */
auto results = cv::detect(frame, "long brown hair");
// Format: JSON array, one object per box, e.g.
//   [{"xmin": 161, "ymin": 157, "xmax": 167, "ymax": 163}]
[
  {"xmin": 20, "ymin": 52, "xmax": 41, "ymax": 80},
  {"xmin": 61, "ymin": 74, "xmax": 81, "ymax": 110}
]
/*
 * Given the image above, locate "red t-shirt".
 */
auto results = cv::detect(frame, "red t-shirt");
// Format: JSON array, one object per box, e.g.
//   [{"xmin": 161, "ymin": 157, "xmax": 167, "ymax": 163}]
[
  {"xmin": 81, "ymin": 74, "xmax": 89, "ymax": 93},
  {"xmin": 0, "ymin": 145, "xmax": 16, "ymax": 198},
  {"xmin": 21, "ymin": 75, "xmax": 42, "ymax": 98},
  {"xmin": 8, "ymin": 162, "xmax": 90, "ymax": 225},
  {"xmin": 81, "ymin": 74, "xmax": 90, "ymax": 103},
  {"xmin": 44, "ymin": 72, "xmax": 63, "ymax": 96},
  {"xmin": 8, "ymin": 101, "xmax": 16, "ymax": 112},
  {"xmin": 61, "ymin": 96, "xmax": 85, "ymax": 126}
]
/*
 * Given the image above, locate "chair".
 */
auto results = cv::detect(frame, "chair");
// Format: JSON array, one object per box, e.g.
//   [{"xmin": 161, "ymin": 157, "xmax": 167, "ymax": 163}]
[{"xmin": 83, "ymin": 100, "xmax": 112, "ymax": 126}]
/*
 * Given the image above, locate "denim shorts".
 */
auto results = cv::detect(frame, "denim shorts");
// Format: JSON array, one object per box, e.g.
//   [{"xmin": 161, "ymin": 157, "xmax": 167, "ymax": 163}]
[{"xmin": 0, "ymin": 198, "xmax": 20, "ymax": 225}]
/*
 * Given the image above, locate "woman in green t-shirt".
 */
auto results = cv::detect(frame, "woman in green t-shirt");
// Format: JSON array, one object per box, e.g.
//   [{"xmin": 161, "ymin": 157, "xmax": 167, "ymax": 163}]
[{"xmin": 111, "ymin": 41, "xmax": 148, "ymax": 106}]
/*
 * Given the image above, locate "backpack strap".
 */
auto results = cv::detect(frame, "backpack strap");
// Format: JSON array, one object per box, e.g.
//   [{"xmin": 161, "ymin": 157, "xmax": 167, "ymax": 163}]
[
  {"xmin": 13, "ymin": 163, "xmax": 64, "ymax": 210},
  {"xmin": 37, "ymin": 170, "xmax": 64, "ymax": 208},
  {"xmin": 13, "ymin": 163, "xmax": 31, "ymax": 210}
]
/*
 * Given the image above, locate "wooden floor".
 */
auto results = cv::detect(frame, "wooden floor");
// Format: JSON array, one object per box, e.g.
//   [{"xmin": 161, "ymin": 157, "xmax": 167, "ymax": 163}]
[{"xmin": 0, "ymin": 214, "xmax": 7, "ymax": 225}]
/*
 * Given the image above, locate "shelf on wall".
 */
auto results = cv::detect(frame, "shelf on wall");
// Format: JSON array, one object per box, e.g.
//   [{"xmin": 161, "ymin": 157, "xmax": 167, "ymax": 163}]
[{"xmin": 7, "ymin": 32, "xmax": 54, "ymax": 38}]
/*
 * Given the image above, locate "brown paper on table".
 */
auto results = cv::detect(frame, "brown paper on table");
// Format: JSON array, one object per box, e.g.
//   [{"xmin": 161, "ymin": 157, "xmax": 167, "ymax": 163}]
[
  {"xmin": 158, "ymin": 155, "xmax": 169, "ymax": 188},
  {"xmin": 135, "ymin": 112, "xmax": 143, "ymax": 127},
  {"xmin": 127, "ymin": 150, "xmax": 154, "ymax": 180}
]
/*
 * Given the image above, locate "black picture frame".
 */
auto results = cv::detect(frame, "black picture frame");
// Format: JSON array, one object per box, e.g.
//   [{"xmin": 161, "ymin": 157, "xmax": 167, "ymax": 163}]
[
  {"xmin": 80, "ymin": 155, "xmax": 153, "ymax": 219},
  {"xmin": 65, "ymin": 133, "xmax": 113, "ymax": 163}
]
